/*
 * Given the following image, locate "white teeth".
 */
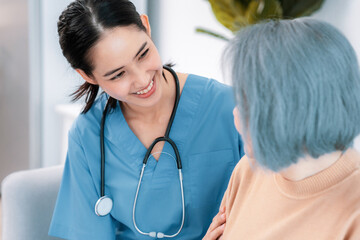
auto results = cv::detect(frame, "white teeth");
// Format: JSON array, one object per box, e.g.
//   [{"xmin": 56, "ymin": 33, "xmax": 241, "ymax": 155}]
[{"xmin": 136, "ymin": 80, "xmax": 153, "ymax": 95}]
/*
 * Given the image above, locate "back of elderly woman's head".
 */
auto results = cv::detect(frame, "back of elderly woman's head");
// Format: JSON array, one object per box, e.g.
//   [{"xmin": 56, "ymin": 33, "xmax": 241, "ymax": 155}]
[{"xmin": 224, "ymin": 18, "xmax": 360, "ymax": 172}]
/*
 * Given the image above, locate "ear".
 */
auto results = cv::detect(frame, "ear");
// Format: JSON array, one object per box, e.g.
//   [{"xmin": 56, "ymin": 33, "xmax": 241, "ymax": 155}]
[
  {"xmin": 76, "ymin": 69, "xmax": 98, "ymax": 85},
  {"xmin": 233, "ymin": 107, "xmax": 254, "ymax": 158},
  {"xmin": 233, "ymin": 107, "xmax": 242, "ymax": 134},
  {"xmin": 140, "ymin": 14, "xmax": 151, "ymax": 37}
]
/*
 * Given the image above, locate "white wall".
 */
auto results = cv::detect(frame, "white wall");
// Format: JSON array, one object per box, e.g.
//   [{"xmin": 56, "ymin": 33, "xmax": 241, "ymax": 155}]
[
  {"xmin": 0, "ymin": 0, "xmax": 30, "ymax": 187},
  {"xmin": 39, "ymin": 0, "xmax": 79, "ymax": 167},
  {"xmin": 154, "ymin": 0, "xmax": 232, "ymax": 83}
]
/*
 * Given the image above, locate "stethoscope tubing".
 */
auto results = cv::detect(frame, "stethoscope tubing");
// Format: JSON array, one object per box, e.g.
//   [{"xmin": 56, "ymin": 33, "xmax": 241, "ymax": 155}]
[
  {"xmin": 143, "ymin": 136, "xmax": 182, "ymax": 169},
  {"xmin": 98, "ymin": 65, "xmax": 185, "ymax": 238}
]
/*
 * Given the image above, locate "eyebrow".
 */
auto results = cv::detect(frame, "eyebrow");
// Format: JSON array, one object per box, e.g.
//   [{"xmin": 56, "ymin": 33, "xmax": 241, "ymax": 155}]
[{"xmin": 103, "ymin": 41, "xmax": 148, "ymax": 77}]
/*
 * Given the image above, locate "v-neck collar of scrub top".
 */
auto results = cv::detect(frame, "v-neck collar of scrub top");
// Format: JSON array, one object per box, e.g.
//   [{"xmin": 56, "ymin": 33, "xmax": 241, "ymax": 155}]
[{"xmin": 103, "ymin": 74, "xmax": 205, "ymax": 169}]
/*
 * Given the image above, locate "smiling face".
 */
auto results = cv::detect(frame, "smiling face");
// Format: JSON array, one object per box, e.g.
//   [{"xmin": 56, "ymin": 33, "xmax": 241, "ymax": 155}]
[{"xmin": 77, "ymin": 16, "xmax": 163, "ymax": 109}]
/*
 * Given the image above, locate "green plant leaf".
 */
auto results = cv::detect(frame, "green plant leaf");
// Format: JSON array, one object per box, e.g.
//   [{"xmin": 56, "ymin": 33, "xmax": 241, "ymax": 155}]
[
  {"xmin": 245, "ymin": 0, "xmax": 283, "ymax": 25},
  {"xmin": 195, "ymin": 27, "xmax": 230, "ymax": 41},
  {"xmin": 207, "ymin": 0, "xmax": 325, "ymax": 32},
  {"xmin": 208, "ymin": 0, "xmax": 283, "ymax": 32},
  {"xmin": 208, "ymin": 0, "xmax": 240, "ymax": 31},
  {"xmin": 279, "ymin": 0, "xmax": 325, "ymax": 18},
  {"xmin": 203, "ymin": 0, "xmax": 325, "ymax": 39}
]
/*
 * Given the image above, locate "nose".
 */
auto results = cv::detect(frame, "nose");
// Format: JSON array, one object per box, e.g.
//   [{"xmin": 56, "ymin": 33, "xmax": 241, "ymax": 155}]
[{"xmin": 132, "ymin": 67, "xmax": 150, "ymax": 89}]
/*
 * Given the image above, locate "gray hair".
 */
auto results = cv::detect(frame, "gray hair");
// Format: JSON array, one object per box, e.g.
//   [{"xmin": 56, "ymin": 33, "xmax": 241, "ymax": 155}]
[{"xmin": 224, "ymin": 18, "xmax": 360, "ymax": 171}]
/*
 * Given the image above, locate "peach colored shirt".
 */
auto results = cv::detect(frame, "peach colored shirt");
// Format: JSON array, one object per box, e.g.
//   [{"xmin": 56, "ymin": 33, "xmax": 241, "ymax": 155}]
[{"xmin": 221, "ymin": 149, "xmax": 360, "ymax": 240}]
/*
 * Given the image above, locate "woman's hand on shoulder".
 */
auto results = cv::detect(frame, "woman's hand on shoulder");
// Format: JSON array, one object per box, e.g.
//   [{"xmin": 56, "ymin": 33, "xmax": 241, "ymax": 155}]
[{"xmin": 203, "ymin": 206, "xmax": 226, "ymax": 240}]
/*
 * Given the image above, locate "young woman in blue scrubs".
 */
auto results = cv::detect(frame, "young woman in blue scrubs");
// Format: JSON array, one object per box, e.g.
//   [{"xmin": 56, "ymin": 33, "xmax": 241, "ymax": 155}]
[{"xmin": 49, "ymin": 0, "xmax": 243, "ymax": 239}]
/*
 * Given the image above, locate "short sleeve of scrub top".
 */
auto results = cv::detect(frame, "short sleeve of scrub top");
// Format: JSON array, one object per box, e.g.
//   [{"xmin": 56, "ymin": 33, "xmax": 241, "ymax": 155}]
[
  {"xmin": 49, "ymin": 126, "xmax": 118, "ymax": 239},
  {"xmin": 49, "ymin": 74, "xmax": 244, "ymax": 240}
]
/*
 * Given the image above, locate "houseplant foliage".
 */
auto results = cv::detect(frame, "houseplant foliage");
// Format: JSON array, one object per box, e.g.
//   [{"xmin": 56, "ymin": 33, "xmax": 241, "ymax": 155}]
[{"xmin": 197, "ymin": 0, "xmax": 325, "ymax": 40}]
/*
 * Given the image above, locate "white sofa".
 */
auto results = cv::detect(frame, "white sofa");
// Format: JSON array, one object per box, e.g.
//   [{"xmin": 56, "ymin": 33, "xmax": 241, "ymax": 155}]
[{"xmin": 1, "ymin": 165, "xmax": 64, "ymax": 240}]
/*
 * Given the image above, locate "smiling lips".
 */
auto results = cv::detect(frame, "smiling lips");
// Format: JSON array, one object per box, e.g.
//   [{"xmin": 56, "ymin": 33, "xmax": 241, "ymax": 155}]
[
  {"xmin": 134, "ymin": 77, "xmax": 156, "ymax": 98},
  {"xmin": 136, "ymin": 79, "xmax": 154, "ymax": 95}
]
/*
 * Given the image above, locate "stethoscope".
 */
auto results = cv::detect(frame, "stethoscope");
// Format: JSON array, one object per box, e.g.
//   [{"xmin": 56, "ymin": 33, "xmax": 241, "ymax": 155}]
[{"xmin": 95, "ymin": 65, "xmax": 185, "ymax": 238}]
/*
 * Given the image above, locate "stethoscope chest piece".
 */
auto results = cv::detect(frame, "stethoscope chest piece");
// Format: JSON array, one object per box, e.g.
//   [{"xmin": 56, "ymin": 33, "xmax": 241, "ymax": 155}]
[{"xmin": 95, "ymin": 196, "xmax": 113, "ymax": 216}]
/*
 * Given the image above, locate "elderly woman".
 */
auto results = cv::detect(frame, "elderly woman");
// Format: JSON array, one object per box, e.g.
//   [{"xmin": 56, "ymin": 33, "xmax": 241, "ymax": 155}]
[{"xmin": 217, "ymin": 18, "xmax": 360, "ymax": 239}]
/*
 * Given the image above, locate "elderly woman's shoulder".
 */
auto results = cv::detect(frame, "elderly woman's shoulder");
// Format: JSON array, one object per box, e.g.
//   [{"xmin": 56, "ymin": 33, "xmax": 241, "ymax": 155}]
[{"xmin": 232, "ymin": 156, "xmax": 256, "ymax": 179}]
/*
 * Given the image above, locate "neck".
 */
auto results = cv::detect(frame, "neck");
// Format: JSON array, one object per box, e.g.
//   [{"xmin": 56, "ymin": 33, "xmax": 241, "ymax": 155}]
[
  {"xmin": 121, "ymin": 70, "xmax": 176, "ymax": 123},
  {"xmin": 279, "ymin": 151, "xmax": 343, "ymax": 181}
]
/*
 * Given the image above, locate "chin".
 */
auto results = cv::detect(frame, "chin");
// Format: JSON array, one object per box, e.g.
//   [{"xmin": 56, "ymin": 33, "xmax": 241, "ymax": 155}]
[{"xmin": 137, "ymin": 88, "xmax": 162, "ymax": 108}]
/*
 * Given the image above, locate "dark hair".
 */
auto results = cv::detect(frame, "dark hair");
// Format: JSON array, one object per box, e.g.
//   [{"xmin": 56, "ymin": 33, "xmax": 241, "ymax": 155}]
[{"xmin": 58, "ymin": 0, "xmax": 146, "ymax": 113}]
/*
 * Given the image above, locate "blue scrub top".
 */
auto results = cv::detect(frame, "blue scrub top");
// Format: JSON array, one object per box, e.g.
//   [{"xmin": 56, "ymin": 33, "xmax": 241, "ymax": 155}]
[{"xmin": 49, "ymin": 74, "xmax": 243, "ymax": 239}]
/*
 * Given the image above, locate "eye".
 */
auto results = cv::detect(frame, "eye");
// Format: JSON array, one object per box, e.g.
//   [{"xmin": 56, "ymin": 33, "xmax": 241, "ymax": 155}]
[
  {"xmin": 138, "ymin": 48, "xmax": 149, "ymax": 60},
  {"xmin": 110, "ymin": 71, "xmax": 125, "ymax": 80}
]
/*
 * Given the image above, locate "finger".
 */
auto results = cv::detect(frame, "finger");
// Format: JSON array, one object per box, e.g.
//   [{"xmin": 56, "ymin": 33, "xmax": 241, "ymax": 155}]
[
  {"xmin": 211, "ymin": 212, "xmax": 225, "ymax": 230},
  {"xmin": 209, "ymin": 212, "xmax": 226, "ymax": 232},
  {"xmin": 219, "ymin": 205, "xmax": 226, "ymax": 213},
  {"xmin": 209, "ymin": 212, "xmax": 222, "ymax": 231},
  {"xmin": 209, "ymin": 223, "xmax": 225, "ymax": 240},
  {"xmin": 218, "ymin": 234, "xmax": 225, "ymax": 240}
]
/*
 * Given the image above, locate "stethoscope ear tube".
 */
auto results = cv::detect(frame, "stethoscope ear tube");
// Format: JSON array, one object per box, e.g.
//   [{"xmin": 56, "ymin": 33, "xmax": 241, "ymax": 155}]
[
  {"xmin": 162, "ymin": 65, "xmax": 180, "ymax": 137},
  {"xmin": 142, "ymin": 136, "xmax": 182, "ymax": 169}
]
